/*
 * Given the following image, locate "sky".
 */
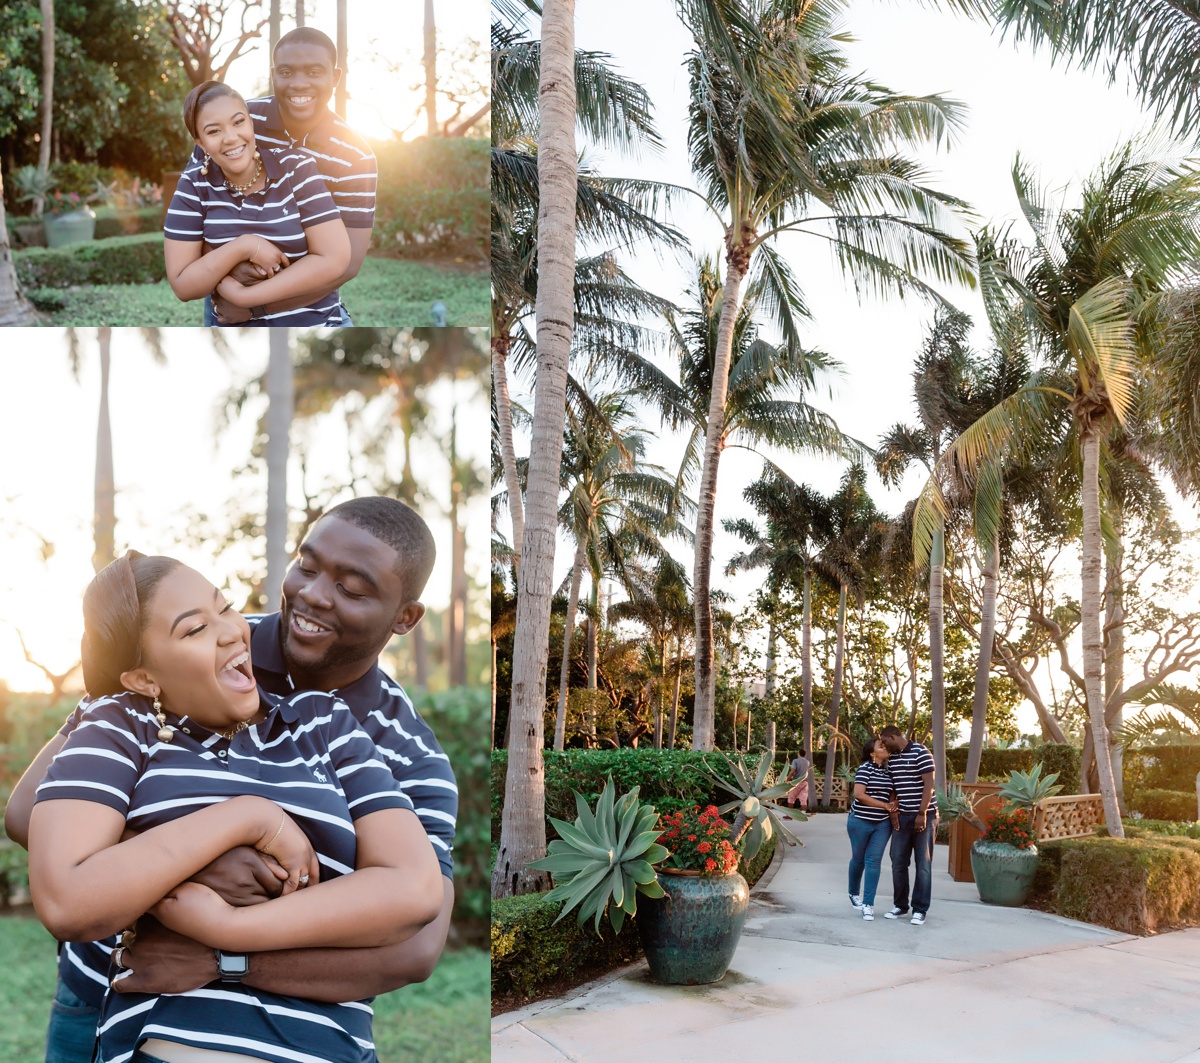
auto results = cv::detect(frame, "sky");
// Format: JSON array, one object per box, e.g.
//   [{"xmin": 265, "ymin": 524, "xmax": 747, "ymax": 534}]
[
  {"xmin": 502, "ymin": 1, "xmax": 1200, "ymax": 737},
  {"xmin": 0, "ymin": 328, "xmax": 490, "ymax": 694},
  {"xmin": 217, "ymin": 0, "xmax": 489, "ymax": 142}
]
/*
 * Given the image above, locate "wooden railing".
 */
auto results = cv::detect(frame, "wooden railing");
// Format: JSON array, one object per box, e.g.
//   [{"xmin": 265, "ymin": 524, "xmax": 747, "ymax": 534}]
[{"xmin": 1033, "ymin": 793, "xmax": 1104, "ymax": 841}]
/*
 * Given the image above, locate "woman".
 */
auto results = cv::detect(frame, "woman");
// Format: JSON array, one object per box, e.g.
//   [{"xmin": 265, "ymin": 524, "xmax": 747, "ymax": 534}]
[
  {"xmin": 28, "ymin": 552, "xmax": 442, "ymax": 1063},
  {"xmin": 164, "ymin": 80, "xmax": 351, "ymax": 326},
  {"xmin": 846, "ymin": 736, "xmax": 897, "ymax": 922}
]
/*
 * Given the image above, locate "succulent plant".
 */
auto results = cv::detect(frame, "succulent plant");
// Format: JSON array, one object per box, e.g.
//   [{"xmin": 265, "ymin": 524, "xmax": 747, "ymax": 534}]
[
  {"xmin": 527, "ymin": 777, "xmax": 668, "ymax": 933},
  {"xmin": 998, "ymin": 763, "xmax": 1063, "ymax": 811},
  {"xmin": 701, "ymin": 751, "xmax": 804, "ymax": 861},
  {"xmin": 935, "ymin": 781, "xmax": 987, "ymax": 831}
]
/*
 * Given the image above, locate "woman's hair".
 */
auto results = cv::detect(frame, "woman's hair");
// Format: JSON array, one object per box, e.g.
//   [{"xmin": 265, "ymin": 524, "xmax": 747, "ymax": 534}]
[
  {"xmin": 81, "ymin": 551, "xmax": 182, "ymax": 697},
  {"xmin": 183, "ymin": 80, "xmax": 247, "ymax": 140},
  {"xmin": 860, "ymin": 737, "xmax": 882, "ymax": 764}
]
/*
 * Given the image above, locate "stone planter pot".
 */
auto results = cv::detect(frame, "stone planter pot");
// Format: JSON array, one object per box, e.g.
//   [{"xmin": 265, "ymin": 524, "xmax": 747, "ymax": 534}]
[
  {"xmin": 970, "ymin": 840, "xmax": 1039, "ymax": 906},
  {"xmin": 43, "ymin": 207, "xmax": 96, "ymax": 249},
  {"xmin": 637, "ymin": 868, "xmax": 749, "ymax": 985}
]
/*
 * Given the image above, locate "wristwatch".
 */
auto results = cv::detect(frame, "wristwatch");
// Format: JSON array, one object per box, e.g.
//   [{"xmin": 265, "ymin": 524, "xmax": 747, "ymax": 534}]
[
  {"xmin": 216, "ymin": 950, "xmax": 249, "ymax": 983},
  {"xmin": 250, "ymin": 304, "xmax": 268, "ymax": 319}
]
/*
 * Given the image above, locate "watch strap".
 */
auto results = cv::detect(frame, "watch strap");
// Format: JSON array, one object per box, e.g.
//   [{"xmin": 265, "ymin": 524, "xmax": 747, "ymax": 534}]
[{"xmin": 250, "ymin": 304, "xmax": 268, "ymax": 319}]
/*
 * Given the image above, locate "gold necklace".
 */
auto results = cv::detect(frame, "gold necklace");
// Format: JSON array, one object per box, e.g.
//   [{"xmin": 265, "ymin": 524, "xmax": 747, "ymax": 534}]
[
  {"xmin": 219, "ymin": 720, "xmax": 250, "ymax": 742},
  {"xmin": 227, "ymin": 152, "xmax": 264, "ymax": 196}
]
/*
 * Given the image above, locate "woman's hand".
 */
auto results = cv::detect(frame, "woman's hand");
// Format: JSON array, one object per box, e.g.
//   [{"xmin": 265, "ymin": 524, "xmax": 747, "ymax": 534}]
[
  {"xmin": 150, "ymin": 881, "xmax": 235, "ymax": 946},
  {"xmin": 253, "ymin": 808, "xmax": 321, "ymax": 894},
  {"xmin": 243, "ymin": 236, "xmax": 290, "ymax": 276}
]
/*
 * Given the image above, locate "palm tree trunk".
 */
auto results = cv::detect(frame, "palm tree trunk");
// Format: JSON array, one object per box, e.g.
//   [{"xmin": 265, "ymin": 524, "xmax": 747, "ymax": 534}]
[
  {"xmin": 1080, "ymin": 425, "xmax": 1123, "ymax": 837},
  {"xmin": 764, "ymin": 616, "xmax": 777, "ymax": 760},
  {"xmin": 265, "ymin": 328, "xmax": 293, "ymax": 609},
  {"xmin": 93, "ymin": 328, "xmax": 115, "ymax": 573},
  {"xmin": 423, "ymin": 0, "xmax": 438, "ymax": 137},
  {"xmin": 822, "ymin": 583, "xmax": 847, "ymax": 805},
  {"xmin": 669, "ymin": 636, "xmax": 683, "ymax": 750},
  {"xmin": 692, "ymin": 260, "xmax": 748, "ymax": 751},
  {"xmin": 492, "ymin": 334, "xmax": 525, "ymax": 574},
  {"xmin": 0, "ymin": 161, "xmax": 34, "ymax": 325},
  {"xmin": 34, "ymin": 0, "xmax": 54, "ymax": 216},
  {"xmin": 801, "ymin": 569, "xmax": 813, "ymax": 810},
  {"xmin": 295, "ymin": 0, "xmax": 304, "ymax": 25},
  {"xmin": 965, "ymin": 532, "xmax": 998, "ymax": 783},
  {"xmin": 654, "ymin": 633, "xmax": 665, "ymax": 749},
  {"xmin": 269, "ymin": 0, "xmax": 281, "ymax": 75},
  {"xmin": 587, "ymin": 578, "xmax": 598, "ymax": 689},
  {"xmin": 1104, "ymin": 527, "xmax": 1126, "ymax": 811},
  {"xmin": 491, "ymin": 634, "xmax": 498, "ymax": 750},
  {"xmin": 335, "ymin": 0, "xmax": 348, "ymax": 118},
  {"xmin": 929, "ymin": 524, "xmax": 947, "ymax": 792},
  {"xmin": 553, "ymin": 536, "xmax": 587, "ymax": 752},
  {"xmin": 491, "ymin": 0, "xmax": 576, "ymax": 898}
]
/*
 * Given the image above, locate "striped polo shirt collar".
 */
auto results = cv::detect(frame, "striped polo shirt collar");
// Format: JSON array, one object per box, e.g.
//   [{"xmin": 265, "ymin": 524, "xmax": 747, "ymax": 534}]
[
  {"xmin": 202, "ymin": 145, "xmax": 287, "ymax": 202},
  {"xmin": 171, "ymin": 687, "xmax": 300, "ymax": 743},
  {"xmin": 254, "ymin": 94, "xmax": 341, "ymax": 150}
]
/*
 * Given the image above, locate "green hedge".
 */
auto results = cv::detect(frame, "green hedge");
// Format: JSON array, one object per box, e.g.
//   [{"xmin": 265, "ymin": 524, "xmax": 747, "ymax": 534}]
[
  {"xmin": 7, "ymin": 207, "xmax": 162, "ymax": 248},
  {"xmin": 1035, "ymin": 742, "xmax": 1081, "ymax": 794},
  {"xmin": 1125, "ymin": 819, "xmax": 1200, "ymax": 839},
  {"xmin": 491, "ymin": 749, "xmax": 744, "ymax": 842},
  {"xmin": 1125, "ymin": 745, "xmax": 1200, "ymax": 795},
  {"xmin": 372, "ymin": 137, "xmax": 488, "ymax": 259},
  {"xmin": 1128, "ymin": 788, "xmax": 1197, "ymax": 823},
  {"xmin": 946, "ymin": 746, "xmax": 1037, "ymax": 779},
  {"xmin": 14, "ymin": 233, "xmax": 166, "ymax": 289}
]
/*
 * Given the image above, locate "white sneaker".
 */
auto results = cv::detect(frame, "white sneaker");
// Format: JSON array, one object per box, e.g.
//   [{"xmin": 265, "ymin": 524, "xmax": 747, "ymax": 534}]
[
  {"xmin": 911, "ymin": 912, "xmax": 926, "ymax": 926},
  {"xmin": 883, "ymin": 907, "xmax": 907, "ymax": 919},
  {"xmin": 849, "ymin": 893, "xmax": 863, "ymax": 910},
  {"xmin": 862, "ymin": 905, "xmax": 874, "ymax": 920}
]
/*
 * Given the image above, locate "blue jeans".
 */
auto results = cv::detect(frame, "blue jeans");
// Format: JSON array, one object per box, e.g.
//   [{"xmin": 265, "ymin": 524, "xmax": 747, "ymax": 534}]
[
  {"xmin": 846, "ymin": 811, "xmax": 892, "ymax": 905},
  {"xmin": 44, "ymin": 976, "xmax": 99, "ymax": 1063},
  {"xmin": 890, "ymin": 810, "xmax": 938, "ymax": 914},
  {"xmin": 203, "ymin": 294, "xmax": 217, "ymax": 326}
]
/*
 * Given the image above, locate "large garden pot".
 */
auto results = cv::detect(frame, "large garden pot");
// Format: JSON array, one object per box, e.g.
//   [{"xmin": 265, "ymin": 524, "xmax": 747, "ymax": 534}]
[
  {"xmin": 970, "ymin": 840, "xmax": 1039, "ymax": 906},
  {"xmin": 637, "ymin": 868, "xmax": 749, "ymax": 985},
  {"xmin": 43, "ymin": 207, "xmax": 95, "ymax": 249}
]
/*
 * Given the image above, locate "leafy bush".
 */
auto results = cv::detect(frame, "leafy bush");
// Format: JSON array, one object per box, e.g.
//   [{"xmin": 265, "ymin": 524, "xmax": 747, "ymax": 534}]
[
  {"xmin": 945, "ymin": 746, "xmax": 1036, "ymax": 779},
  {"xmin": 1124, "ymin": 745, "xmax": 1200, "ymax": 795},
  {"xmin": 1124, "ymin": 819, "xmax": 1200, "ymax": 839},
  {"xmin": 1128, "ymin": 788, "xmax": 1197, "ymax": 823},
  {"xmin": 372, "ymin": 137, "xmax": 488, "ymax": 260},
  {"xmin": 14, "ymin": 233, "xmax": 166, "ymax": 289},
  {"xmin": 1035, "ymin": 742, "xmax": 1081, "ymax": 794}
]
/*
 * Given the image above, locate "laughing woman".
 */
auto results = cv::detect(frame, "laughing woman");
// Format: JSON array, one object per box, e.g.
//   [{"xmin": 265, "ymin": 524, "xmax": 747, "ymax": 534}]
[
  {"xmin": 163, "ymin": 80, "xmax": 351, "ymax": 326},
  {"xmin": 27, "ymin": 553, "xmax": 442, "ymax": 1063}
]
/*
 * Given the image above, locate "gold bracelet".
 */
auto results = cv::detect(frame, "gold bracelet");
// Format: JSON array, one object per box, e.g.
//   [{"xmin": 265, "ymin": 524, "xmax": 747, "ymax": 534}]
[{"xmin": 258, "ymin": 812, "xmax": 285, "ymax": 856}]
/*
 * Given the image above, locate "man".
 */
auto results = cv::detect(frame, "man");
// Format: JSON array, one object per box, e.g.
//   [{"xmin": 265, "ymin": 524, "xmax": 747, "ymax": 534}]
[
  {"xmin": 785, "ymin": 748, "xmax": 811, "ymax": 811},
  {"xmin": 5, "ymin": 497, "xmax": 456, "ymax": 1062},
  {"xmin": 203, "ymin": 27, "xmax": 376, "ymax": 326},
  {"xmin": 879, "ymin": 724, "xmax": 937, "ymax": 926}
]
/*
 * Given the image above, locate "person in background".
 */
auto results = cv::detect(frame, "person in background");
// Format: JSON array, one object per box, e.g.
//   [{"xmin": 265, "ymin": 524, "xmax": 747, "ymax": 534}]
[{"xmin": 785, "ymin": 749, "xmax": 811, "ymax": 812}]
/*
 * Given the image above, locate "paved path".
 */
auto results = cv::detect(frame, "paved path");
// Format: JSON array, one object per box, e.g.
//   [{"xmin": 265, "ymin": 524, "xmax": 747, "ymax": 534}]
[{"xmin": 493, "ymin": 814, "xmax": 1200, "ymax": 1063}]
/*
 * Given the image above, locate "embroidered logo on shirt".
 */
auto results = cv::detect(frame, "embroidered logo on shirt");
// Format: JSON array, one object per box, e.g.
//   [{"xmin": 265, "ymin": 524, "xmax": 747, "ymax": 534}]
[{"xmin": 313, "ymin": 768, "xmax": 327, "ymax": 783}]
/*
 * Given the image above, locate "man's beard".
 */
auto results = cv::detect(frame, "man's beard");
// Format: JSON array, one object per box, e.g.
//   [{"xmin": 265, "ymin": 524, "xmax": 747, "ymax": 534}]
[{"xmin": 280, "ymin": 626, "xmax": 364, "ymax": 686}]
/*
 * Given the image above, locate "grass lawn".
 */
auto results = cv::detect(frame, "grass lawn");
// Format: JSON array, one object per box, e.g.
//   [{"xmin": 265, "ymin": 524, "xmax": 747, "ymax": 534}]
[
  {"xmin": 0, "ymin": 918, "xmax": 488, "ymax": 1063},
  {"xmin": 29, "ymin": 256, "xmax": 488, "ymax": 327}
]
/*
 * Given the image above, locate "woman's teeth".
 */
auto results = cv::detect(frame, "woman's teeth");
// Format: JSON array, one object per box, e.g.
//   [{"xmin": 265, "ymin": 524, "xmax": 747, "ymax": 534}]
[{"xmin": 222, "ymin": 651, "xmax": 250, "ymax": 673}]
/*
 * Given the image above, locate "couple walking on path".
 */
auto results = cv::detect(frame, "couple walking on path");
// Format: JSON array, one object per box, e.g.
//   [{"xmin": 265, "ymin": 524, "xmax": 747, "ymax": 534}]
[{"xmin": 847, "ymin": 726, "xmax": 937, "ymax": 924}]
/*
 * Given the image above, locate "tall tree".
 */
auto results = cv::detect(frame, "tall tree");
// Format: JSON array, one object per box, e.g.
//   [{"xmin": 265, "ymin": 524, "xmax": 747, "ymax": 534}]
[
  {"xmin": 34, "ymin": 0, "xmax": 53, "ymax": 216},
  {"xmin": 677, "ymin": 0, "xmax": 975, "ymax": 748},
  {"xmin": 165, "ymin": 0, "xmax": 269, "ymax": 85},
  {"xmin": 0, "ymin": 163, "xmax": 35, "ymax": 325},
  {"xmin": 264, "ymin": 328, "xmax": 293, "ymax": 610},
  {"xmin": 491, "ymin": 0, "xmax": 577, "ymax": 900},
  {"xmin": 335, "ymin": 0, "xmax": 347, "ymax": 117},
  {"xmin": 424, "ymin": 0, "xmax": 438, "ymax": 137}
]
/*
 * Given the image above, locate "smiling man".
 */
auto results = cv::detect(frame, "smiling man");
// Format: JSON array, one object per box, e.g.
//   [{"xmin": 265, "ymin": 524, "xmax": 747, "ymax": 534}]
[
  {"xmin": 202, "ymin": 27, "xmax": 377, "ymax": 326},
  {"xmin": 5, "ymin": 496, "xmax": 458, "ymax": 1063}
]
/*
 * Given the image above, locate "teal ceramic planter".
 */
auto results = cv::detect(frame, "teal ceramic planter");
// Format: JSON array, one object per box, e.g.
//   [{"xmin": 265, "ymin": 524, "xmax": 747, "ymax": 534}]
[
  {"xmin": 43, "ymin": 207, "xmax": 96, "ymax": 249},
  {"xmin": 637, "ymin": 869, "xmax": 749, "ymax": 985},
  {"xmin": 970, "ymin": 840, "xmax": 1039, "ymax": 906}
]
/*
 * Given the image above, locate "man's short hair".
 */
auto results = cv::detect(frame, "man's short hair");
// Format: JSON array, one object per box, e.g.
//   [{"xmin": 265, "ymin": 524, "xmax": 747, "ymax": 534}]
[
  {"xmin": 275, "ymin": 27, "xmax": 338, "ymax": 67},
  {"xmin": 322, "ymin": 496, "xmax": 435, "ymax": 601},
  {"xmin": 879, "ymin": 725, "xmax": 906, "ymax": 739}
]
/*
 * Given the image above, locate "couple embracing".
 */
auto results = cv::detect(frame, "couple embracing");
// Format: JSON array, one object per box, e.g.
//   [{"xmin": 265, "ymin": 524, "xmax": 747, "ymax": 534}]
[
  {"xmin": 4, "ymin": 497, "xmax": 457, "ymax": 1063},
  {"xmin": 164, "ymin": 27, "xmax": 374, "ymax": 326},
  {"xmin": 846, "ymin": 725, "xmax": 937, "ymax": 924}
]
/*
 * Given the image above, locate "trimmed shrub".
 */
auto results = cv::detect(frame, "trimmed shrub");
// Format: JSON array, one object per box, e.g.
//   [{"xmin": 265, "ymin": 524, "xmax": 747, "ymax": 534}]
[
  {"xmin": 1128, "ymin": 788, "xmax": 1197, "ymax": 823},
  {"xmin": 7, "ymin": 206, "xmax": 161, "ymax": 247},
  {"xmin": 372, "ymin": 137, "xmax": 488, "ymax": 259},
  {"xmin": 1124, "ymin": 745, "xmax": 1200, "ymax": 795},
  {"xmin": 1124, "ymin": 819, "xmax": 1200, "ymax": 840},
  {"xmin": 14, "ymin": 233, "xmax": 166, "ymax": 289},
  {"xmin": 946, "ymin": 746, "xmax": 1037, "ymax": 779},
  {"xmin": 1035, "ymin": 742, "xmax": 1081, "ymax": 794}
]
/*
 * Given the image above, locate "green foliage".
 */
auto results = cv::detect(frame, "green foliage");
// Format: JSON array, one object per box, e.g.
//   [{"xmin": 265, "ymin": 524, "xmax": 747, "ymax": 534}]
[
  {"xmin": 373, "ymin": 138, "xmax": 489, "ymax": 260},
  {"xmin": 0, "ymin": 918, "xmax": 60, "ymax": 1063},
  {"xmin": 1035, "ymin": 742, "xmax": 1081, "ymax": 795},
  {"xmin": 491, "ymin": 749, "xmax": 738, "ymax": 841},
  {"xmin": 7, "ymin": 204, "xmax": 161, "ymax": 247},
  {"xmin": 945, "ymin": 745, "xmax": 1036, "ymax": 779},
  {"xmin": 935, "ymin": 781, "xmax": 986, "ymax": 831},
  {"xmin": 527, "ymin": 779, "xmax": 667, "ymax": 933},
  {"xmin": 1123, "ymin": 819, "xmax": 1200, "ymax": 840},
  {"xmin": 700, "ymin": 750, "xmax": 803, "ymax": 860},
  {"xmin": 1124, "ymin": 745, "xmax": 1200, "ymax": 795},
  {"xmin": 415, "ymin": 688, "xmax": 490, "ymax": 944},
  {"xmin": 1128, "ymin": 788, "xmax": 1197, "ymax": 823},
  {"xmin": 15, "ymin": 232, "xmax": 166, "ymax": 289},
  {"xmin": 0, "ymin": 6, "xmax": 40, "ymax": 140},
  {"xmin": 997, "ymin": 763, "xmax": 1063, "ymax": 809}
]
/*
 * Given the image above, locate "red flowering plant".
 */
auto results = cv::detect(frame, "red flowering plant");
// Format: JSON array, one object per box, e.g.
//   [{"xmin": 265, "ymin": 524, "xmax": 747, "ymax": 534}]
[
  {"xmin": 43, "ymin": 191, "xmax": 84, "ymax": 217},
  {"xmin": 981, "ymin": 803, "xmax": 1036, "ymax": 850},
  {"xmin": 658, "ymin": 804, "xmax": 741, "ymax": 876}
]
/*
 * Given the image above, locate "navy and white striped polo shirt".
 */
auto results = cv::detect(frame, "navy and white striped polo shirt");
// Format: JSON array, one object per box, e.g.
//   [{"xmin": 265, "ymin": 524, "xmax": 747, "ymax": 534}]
[
  {"xmin": 165, "ymin": 147, "xmax": 345, "ymax": 326},
  {"xmin": 36, "ymin": 688, "xmax": 414, "ymax": 1063},
  {"xmin": 52, "ymin": 612, "xmax": 458, "ymax": 1010},
  {"xmin": 888, "ymin": 739, "xmax": 936, "ymax": 813},
  {"xmin": 850, "ymin": 761, "xmax": 895, "ymax": 823}
]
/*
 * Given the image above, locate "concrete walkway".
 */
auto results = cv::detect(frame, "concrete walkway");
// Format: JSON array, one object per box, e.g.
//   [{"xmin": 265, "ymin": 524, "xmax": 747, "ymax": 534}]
[{"xmin": 493, "ymin": 814, "xmax": 1200, "ymax": 1063}]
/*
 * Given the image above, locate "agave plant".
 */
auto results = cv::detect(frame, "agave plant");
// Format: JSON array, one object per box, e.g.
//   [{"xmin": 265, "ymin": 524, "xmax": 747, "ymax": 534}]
[
  {"xmin": 935, "ymin": 781, "xmax": 987, "ymax": 832},
  {"xmin": 701, "ymin": 751, "xmax": 804, "ymax": 861},
  {"xmin": 997, "ymin": 764, "xmax": 1062, "ymax": 812},
  {"xmin": 527, "ymin": 778, "xmax": 668, "ymax": 933}
]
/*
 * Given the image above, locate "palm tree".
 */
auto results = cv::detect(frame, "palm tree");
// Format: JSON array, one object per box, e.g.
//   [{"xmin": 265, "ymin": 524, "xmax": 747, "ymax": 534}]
[
  {"xmin": 0, "ymin": 164, "xmax": 35, "ymax": 325},
  {"xmin": 492, "ymin": 0, "xmax": 577, "ymax": 900},
  {"xmin": 335, "ymin": 0, "xmax": 347, "ymax": 117},
  {"xmin": 677, "ymin": 0, "xmax": 976, "ymax": 748},
  {"xmin": 264, "ymin": 328, "xmax": 293, "ymax": 609},
  {"xmin": 34, "ymin": 0, "xmax": 54, "ymax": 217},
  {"xmin": 552, "ymin": 387, "xmax": 687, "ymax": 750},
  {"xmin": 913, "ymin": 141, "xmax": 1200, "ymax": 836},
  {"xmin": 424, "ymin": 0, "xmax": 438, "ymax": 137}
]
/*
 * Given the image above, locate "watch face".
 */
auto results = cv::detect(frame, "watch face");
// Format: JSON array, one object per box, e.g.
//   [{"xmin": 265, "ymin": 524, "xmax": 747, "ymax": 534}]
[{"xmin": 218, "ymin": 951, "xmax": 249, "ymax": 979}]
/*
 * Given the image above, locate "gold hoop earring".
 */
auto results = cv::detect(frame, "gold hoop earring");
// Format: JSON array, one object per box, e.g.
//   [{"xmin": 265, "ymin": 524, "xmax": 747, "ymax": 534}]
[
  {"xmin": 200, "ymin": 152, "xmax": 211, "ymax": 176},
  {"xmin": 154, "ymin": 695, "xmax": 174, "ymax": 743}
]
